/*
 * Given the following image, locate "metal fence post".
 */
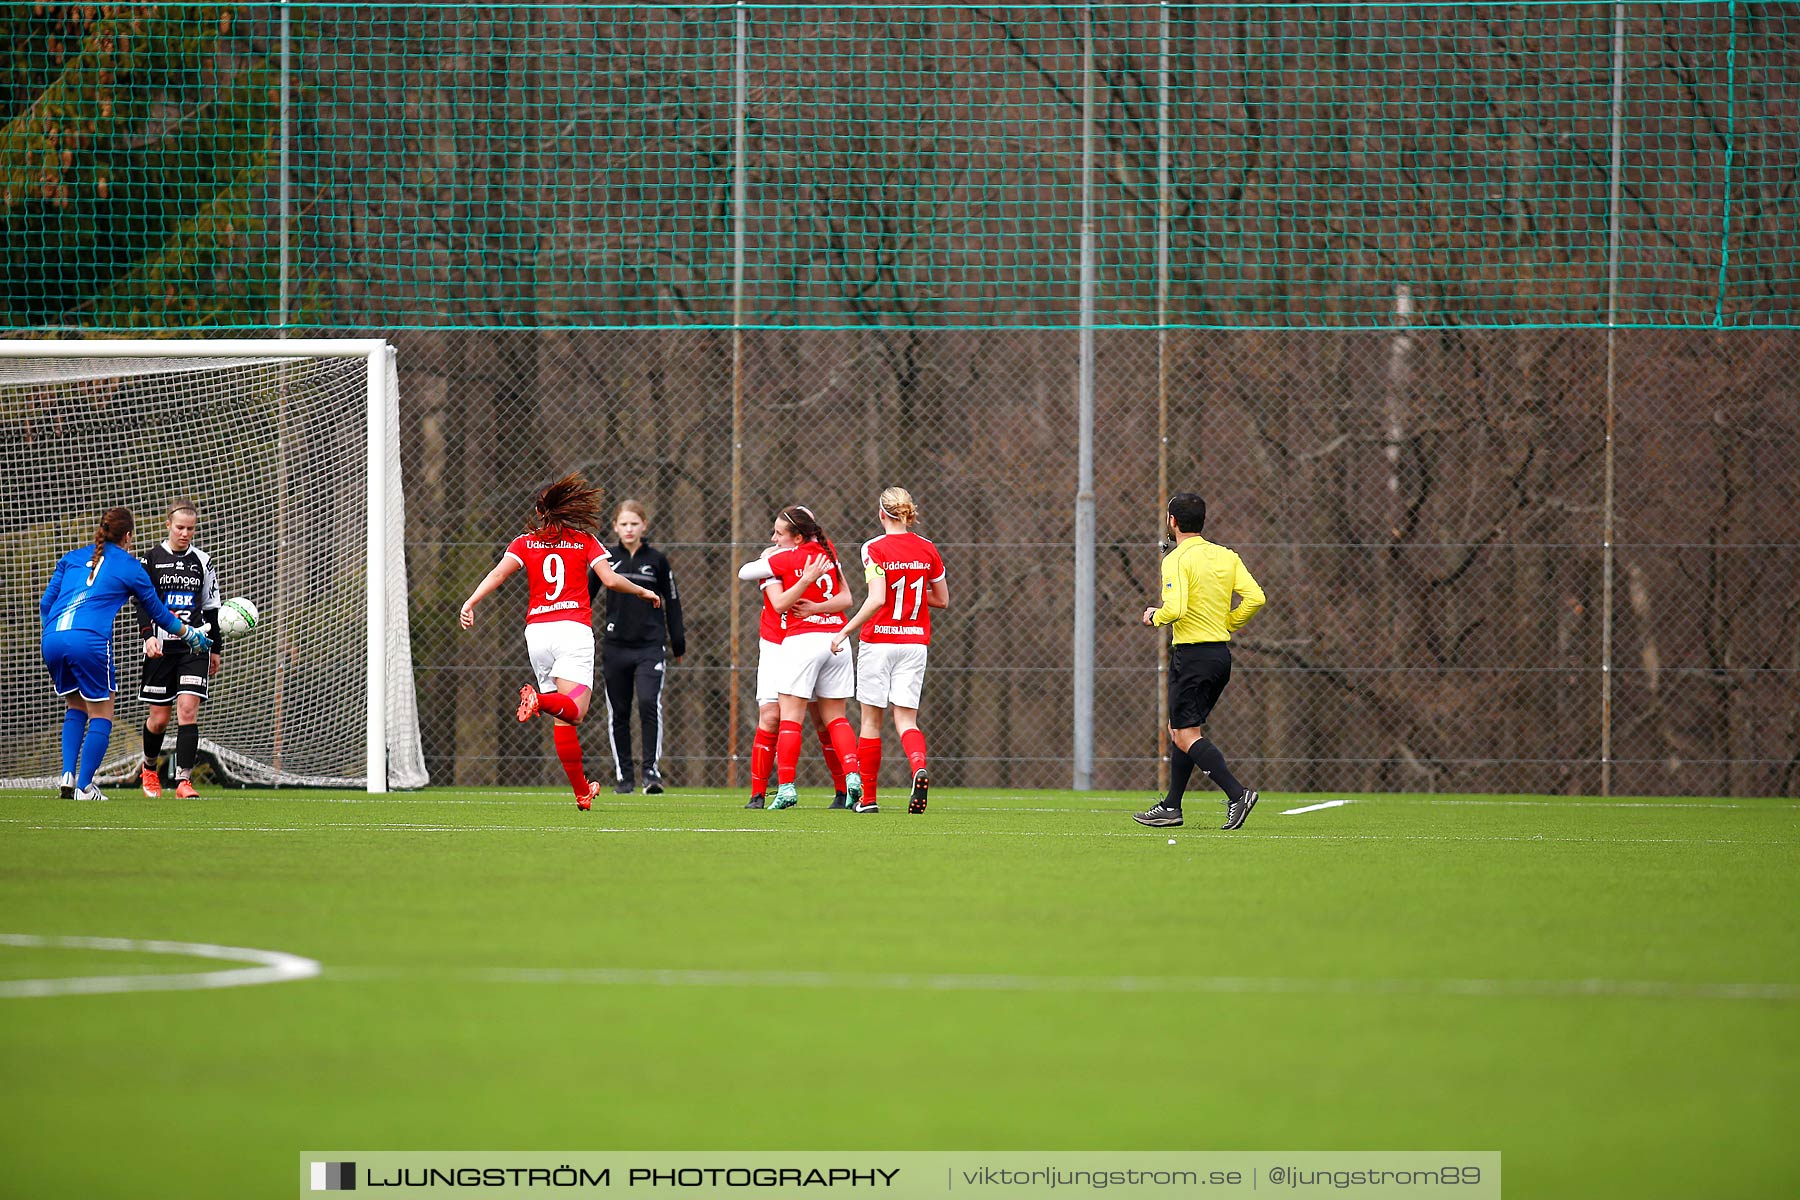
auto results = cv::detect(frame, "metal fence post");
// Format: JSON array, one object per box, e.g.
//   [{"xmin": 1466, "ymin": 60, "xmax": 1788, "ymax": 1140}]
[
  {"xmin": 1601, "ymin": 0, "xmax": 1627, "ymax": 797},
  {"xmin": 1072, "ymin": 0, "xmax": 1098, "ymax": 791},
  {"xmin": 728, "ymin": 0, "xmax": 749, "ymax": 788}
]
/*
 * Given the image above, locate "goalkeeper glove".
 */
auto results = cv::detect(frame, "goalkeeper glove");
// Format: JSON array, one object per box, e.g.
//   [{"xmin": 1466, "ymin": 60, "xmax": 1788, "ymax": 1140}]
[{"xmin": 177, "ymin": 622, "xmax": 212, "ymax": 656}]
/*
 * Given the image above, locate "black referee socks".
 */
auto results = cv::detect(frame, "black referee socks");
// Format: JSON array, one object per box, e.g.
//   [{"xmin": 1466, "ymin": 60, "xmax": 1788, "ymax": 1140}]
[
  {"xmin": 1185, "ymin": 738, "xmax": 1246, "ymax": 805},
  {"xmin": 1166, "ymin": 741, "xmax": 1195, "ymax": 808}
]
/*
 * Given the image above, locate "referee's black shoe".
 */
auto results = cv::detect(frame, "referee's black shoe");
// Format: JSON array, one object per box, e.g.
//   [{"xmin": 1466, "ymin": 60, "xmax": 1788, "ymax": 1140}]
[
  {"xmin": 827, "ymin": 790, "xmax": 849, "ymax": 810},
  {"xmin": 1222, "ymin": 789, "xmax": 1259, "ymax": 831},
  {"xmin": 1132, "ymin": 803, "xmax": 1184, "ymax": 828},
  {"xmin": 744, "ymin": 794, "xmax": 766, "ymax": 809}
]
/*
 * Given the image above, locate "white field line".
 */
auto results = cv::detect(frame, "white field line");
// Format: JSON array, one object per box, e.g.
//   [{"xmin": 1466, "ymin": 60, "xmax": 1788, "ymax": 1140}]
[
  {"xmin": 0, "ymin": 822, "xmax": 784, "ymax": 835},
  {"xmin": 1282, "ymin": 799, "xmax": 1354, "ymax": 815},
  {"xmin": 0, "ymin": 933, "xmax": 320, "ymax": 999},
  {"xmin": 30, "ymin": 791, "xmax": 1786, "ymax": 811},
  {"xmin": 324, "ymin": 964, "xmax": 1800, "ymax": 1004},
  {"xmin": 0, "ymin": 818, "xmax": 1791, "ymax": 846}
]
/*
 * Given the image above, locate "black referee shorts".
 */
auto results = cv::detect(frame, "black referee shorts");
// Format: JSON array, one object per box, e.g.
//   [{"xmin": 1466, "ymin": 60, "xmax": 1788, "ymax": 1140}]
[{"xmin": 1168, "ymin": 641, "xmax": 1231, "ymax": 729}]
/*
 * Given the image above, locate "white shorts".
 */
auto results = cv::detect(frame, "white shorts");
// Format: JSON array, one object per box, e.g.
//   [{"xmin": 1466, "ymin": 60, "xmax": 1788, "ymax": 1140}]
[
  {"xmin": 856, "ymin": 642, "xmax": 929, "ymax": 709},
  {"xmin": 755, "ymin": 638, "xmax": 786, "ymax": 706},
  {"xmin": 525, "ymin": 620, "xmax": 595, "ymax": 691},
  {"xmin": 777, "ymin": 630, "xmax": 854, "ymax": 700}
]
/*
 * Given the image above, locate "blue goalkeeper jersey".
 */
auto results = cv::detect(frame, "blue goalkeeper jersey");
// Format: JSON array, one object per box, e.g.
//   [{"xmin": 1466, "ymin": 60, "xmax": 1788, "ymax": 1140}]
[{"xmin": 41, "ymin": 542, "xmax": 184, "ymax": 640}]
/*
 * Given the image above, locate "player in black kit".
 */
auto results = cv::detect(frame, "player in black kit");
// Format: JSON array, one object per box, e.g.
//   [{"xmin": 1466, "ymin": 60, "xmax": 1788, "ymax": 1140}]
[
  {"xmin": 600, "ymin": 500, "xmax": 685, "ymax": 794},
  {"xmin": 135, "ymin": 500, "xmax": 223, "ymax": 798}
]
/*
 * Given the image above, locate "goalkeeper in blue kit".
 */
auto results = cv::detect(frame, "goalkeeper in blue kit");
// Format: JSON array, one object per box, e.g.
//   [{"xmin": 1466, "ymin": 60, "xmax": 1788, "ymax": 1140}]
[{"xmin": 40, "ymin": 507, "xmax": 212, "ymax": 801}]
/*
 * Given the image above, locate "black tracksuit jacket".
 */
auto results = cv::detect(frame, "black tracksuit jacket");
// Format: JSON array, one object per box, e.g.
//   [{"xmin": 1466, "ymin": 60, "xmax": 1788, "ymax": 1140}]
[{"xmin": 597, "ymin": 541, "xmax": 685, "ymax": 657}]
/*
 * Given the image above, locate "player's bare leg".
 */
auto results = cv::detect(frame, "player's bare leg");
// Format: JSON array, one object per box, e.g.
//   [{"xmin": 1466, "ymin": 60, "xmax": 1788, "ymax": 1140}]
[{"xmin": 893, "ymin": 706, "xmax": 929, "ymax": 814}]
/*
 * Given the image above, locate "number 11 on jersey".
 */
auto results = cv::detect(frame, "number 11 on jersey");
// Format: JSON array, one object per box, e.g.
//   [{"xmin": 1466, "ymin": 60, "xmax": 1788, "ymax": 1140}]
[{"xmin": 891, "ymin": 575, "xmax": 925, "ymax": 621}]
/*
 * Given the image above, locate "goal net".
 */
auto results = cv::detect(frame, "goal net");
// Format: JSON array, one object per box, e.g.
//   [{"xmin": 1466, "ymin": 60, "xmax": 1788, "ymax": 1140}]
[{"xmin": 0, "ymin": 341, "xmax": 427, "ymax": 792}]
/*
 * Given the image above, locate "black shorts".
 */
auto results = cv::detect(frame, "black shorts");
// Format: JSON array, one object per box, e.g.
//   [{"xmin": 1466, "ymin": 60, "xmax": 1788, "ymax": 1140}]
[
  {"xmin": 1168, "ymin": 641, "xmax": 1231, "ymax": 729},
  {"xmin": 140, "ymin": 647, "xmax": 210, "ymax": 705}
]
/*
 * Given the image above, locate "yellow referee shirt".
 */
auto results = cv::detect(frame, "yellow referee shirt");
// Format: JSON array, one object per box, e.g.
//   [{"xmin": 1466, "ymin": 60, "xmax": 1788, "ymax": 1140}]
[{"xmin": 1152, "ymin": 536, "xmax": 1265, "ymax": 644}]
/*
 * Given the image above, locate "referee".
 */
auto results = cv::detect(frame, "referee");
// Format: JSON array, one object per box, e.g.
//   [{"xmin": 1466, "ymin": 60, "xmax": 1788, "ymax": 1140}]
[
  {"xmin": 1134, "ymin": 492, "xmax": 1266, "ymax": 830},
  {"xmin": 599, "ymin": 500, "xmax": 685, "ymax": 794}
]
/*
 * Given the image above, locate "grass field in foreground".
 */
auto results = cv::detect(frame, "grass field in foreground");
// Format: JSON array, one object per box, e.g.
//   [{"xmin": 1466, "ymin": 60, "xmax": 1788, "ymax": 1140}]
[{"xmin": 1, "ymin": 786, "xmax": 1796, "ymax": 1198}]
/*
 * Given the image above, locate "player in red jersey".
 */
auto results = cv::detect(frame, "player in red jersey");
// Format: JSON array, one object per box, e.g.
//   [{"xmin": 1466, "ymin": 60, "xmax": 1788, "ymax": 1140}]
[
  {"xmin": 460, "ymin": 474, "xmax": 661, "ymax": 810},
  {"xmin": 831, "ymin": 487, "xmax": 948, "ymax": 813},
  {"xmin": 738, "ymin": 505, "xmax": 863, "ymax": 810},
  {"xmin": 737, "ymin": 508, "xmax": 855, "ymax": 809}
]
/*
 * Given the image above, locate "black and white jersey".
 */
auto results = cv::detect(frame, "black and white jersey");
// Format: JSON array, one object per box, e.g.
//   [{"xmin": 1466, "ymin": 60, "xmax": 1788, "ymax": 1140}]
[{"xmin": 137, "ymin": 542, "xmax": 224, "ymax": 655}]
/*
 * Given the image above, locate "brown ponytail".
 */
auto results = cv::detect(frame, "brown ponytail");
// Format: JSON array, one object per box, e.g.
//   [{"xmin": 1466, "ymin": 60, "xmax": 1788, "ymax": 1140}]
[
  {"xmin": 778, "ymin": 504, "xmax": 842, "ymax": 574},
  {"xmin": 532, "ymin": 473, "xmax": 603, "ymax": 534},
  {"xmin": 89, "ymin": 507, "xmax": 134, "ymax": 570}
]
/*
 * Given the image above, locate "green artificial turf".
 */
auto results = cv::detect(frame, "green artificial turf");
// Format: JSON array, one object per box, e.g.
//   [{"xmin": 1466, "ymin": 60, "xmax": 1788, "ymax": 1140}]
[{"xmin": 1, "ymin": 787, "xmax": 1796, "ymax": 1198}]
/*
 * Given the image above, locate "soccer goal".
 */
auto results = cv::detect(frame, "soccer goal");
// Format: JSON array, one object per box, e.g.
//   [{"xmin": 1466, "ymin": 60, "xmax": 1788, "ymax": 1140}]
[{"xmin": 0, "ymin": 340, "xmax": 427, "ymax": 793}]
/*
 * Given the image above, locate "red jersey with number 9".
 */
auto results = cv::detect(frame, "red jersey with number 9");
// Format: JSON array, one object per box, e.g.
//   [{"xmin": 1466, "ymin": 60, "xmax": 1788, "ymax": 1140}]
[
  {"xmin": 504, "ymin": 527, "xmax": 611, "ymax": 625},
  {"xmin": 859, "ymin": 531, "xmax": 945, "ymax": 645},
  {"xmin": 767, "ymin": 542, "xmax": 847, "ymax": 634}
]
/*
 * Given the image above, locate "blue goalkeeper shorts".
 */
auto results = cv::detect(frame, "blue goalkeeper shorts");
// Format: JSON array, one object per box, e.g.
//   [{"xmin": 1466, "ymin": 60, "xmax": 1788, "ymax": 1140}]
[{"xmin": 42, "ymin": 630, "xmax": 116, "ymax": 702}]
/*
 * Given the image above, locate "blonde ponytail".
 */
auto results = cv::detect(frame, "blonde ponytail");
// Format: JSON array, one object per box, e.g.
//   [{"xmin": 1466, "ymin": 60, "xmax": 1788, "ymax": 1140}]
[{"xmin": 878, "ymin": 486, "xmax": 919, "ymax": 527}]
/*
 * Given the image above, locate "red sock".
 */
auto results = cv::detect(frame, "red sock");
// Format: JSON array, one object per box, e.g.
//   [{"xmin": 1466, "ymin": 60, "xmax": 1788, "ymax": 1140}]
[
  {"xmin": 776, "ymin": 720, "xmax": 803, "ymax": 785},
  {"xmin": 827, "ymin": 717, "xmax": 861, "ymax": 775},
  {"xmin": 901, "ymin": 727, "xmax": 928, "ymax": 776},
  {"xmin": 858, "ymin": 736, "xmax": 882, "ymax": 806},
  {"xmin": 552, "ymin": 724, "xmax": 588, "ymax": 798},
  {"xmin": 750, "ymin": 726, "xmax": 777, "ymax": 796},
  {"xmin": 538, "ymin": 690, "xmax": 581, "ymax": 722},
  {"xmin": 816, "ymin": 726, "xmax": 846, "ymax": 791}
]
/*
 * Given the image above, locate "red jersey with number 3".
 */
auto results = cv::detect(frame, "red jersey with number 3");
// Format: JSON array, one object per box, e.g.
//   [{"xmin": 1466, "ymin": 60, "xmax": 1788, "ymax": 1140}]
[
  {"xmin": 767, "ymin": 542, "xmax": 847, "ymax": 634},
  {"xmin": 504, "ymin": 527, "xmax": 611, "ymax": 625},
  {"xmin": 859, "ymin": 531, "xmax": 945, "ymax": 645}
]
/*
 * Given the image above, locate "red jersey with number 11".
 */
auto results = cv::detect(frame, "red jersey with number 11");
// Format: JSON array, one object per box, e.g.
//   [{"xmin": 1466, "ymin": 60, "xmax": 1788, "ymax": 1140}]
[
  {"xmin": 504, "ymin": 527, "xmax": 611, "ymax": 625},
  {"xmin": 860, "ymin": 531, "xmax": 945, "ymax": 645}
]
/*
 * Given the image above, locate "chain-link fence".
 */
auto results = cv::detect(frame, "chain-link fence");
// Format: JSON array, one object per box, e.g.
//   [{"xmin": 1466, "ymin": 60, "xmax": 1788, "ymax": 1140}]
[
  {"xmin": 392, "ymin": 325, "xmax": 1798, "ymax": 797},
  {"xmin": 4, "ymin": 4, "xmax": 1797, "ymax": 794}
]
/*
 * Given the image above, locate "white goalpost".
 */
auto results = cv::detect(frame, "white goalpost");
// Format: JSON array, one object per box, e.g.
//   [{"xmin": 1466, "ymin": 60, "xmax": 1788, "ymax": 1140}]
[{"xmin": 0, "ymin": 339, "xmax": 427, "ymax": 793}]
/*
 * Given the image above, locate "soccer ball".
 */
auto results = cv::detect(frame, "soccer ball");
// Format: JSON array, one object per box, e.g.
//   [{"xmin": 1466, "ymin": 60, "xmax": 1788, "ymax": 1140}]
[{"xmin": 217, "ymin": 597, "xmax": 260, "ymax": 639}]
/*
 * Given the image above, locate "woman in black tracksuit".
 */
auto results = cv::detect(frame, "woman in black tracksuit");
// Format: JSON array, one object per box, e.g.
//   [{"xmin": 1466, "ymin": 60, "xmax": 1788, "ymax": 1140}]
[{"xmin": 599, "ymin": 500, "xmax": 685, "ymax": 794}]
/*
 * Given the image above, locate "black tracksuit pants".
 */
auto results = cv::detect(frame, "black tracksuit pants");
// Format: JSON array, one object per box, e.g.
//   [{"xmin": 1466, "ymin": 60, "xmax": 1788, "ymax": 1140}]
[{"xmin": 601, "ymin": 641, "xmax": 666, "ymax": 785}]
